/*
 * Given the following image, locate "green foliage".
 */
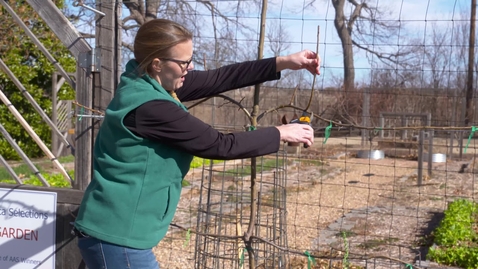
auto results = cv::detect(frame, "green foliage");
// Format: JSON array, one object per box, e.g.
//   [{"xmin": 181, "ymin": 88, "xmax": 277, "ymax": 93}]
[
  {"xmin": 0, "ymin": 163, "xmax": 31, "ymax": 180},
  {"xmin": 225, "ymin": 158, "xmax": 284, "ymax": 177},
  {"xmin": 427, "ymin": 199, "xmax": 478, "ymax": 269},
  {"xmin": 24, "ymin": 173, "xmax": 71, "ymax": 188},
  {"xmin": 342, "ymin": 231, "xmax": 350, "ymax": 269},
  {"xmin": 0, "ymin": 156, "xmax": 74, "ymax": 188},
  {"xmin": 190, "ymin": 156, "xmax": 223, "ymax": 169},
  {"xmin": 0, "ymin": 172, "xmax": 72, "ymax": 188},
  {"xmin": 0, "ymin": 1, "xmax": 76, "ymax": 160}
]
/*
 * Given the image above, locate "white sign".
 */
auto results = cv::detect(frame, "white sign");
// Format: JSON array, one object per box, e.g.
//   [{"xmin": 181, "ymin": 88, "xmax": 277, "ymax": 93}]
[{"xmin": 0, "ymin": 188, "xmax": 57, "ymax": 269}]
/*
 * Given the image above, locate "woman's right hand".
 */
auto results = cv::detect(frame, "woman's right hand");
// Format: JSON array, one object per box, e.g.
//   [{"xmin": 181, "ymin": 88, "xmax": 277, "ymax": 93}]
[{"xmin": 275, "ymin": 124, "xmax": 314, "ymax": 147}]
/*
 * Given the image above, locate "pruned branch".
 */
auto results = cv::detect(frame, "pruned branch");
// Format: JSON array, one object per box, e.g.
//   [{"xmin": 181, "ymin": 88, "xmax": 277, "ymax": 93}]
[
  {"xmin": 170, "ymin": 222, "xmax": 425, "ymax": 269},
  {"xmin": 187, "ymin": 94, "xmax": 252, "ymax": 122},
  {"xmin": 257, "ymin": 104, "xmax": 306, "ymax": 123}
]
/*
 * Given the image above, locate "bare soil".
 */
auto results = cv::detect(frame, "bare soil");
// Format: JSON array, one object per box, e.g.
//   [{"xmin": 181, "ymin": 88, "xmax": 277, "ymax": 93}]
[
  {"xmin": 152, "ymin": 137, "xmax": 478, "ymax": 268},
  {"xmin": 6, "ymin": 135, "xmax": 474, "ymax": 268}
]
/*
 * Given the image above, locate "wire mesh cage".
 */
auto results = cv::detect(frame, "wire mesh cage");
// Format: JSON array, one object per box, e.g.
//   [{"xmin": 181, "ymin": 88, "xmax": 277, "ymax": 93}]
[{"xmin": 194, "ymin": 150, "xmax": 290, "ymax": 269}]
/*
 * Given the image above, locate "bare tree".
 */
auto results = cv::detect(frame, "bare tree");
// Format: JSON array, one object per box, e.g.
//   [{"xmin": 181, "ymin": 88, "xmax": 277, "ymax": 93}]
[
  {"xmin": 264, "ymin": 19, "xmax": 297, "ymax": 89},
  {"xmin": 266, "ymin": 19, "xmax": 290, "ymax": 57},
  {"xmin": 423, "ymin": 26, "xmax": 453, "ymax": 89},
  {"xmin": 451, "ymin": 9, "xmax": 476, "ymax": 91},
  {"xmin": 66, "ymin": 0, "xmax": 262, "ymax": 68},
  {"xmin": 303, "ymin": 0, "xmax": 416, "ymax": 92}
]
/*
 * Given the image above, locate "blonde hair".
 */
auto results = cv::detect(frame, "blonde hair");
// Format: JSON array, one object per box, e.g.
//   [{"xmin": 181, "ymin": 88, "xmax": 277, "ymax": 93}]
[{"xmin": 134, "ymin": 19, "xmax": 192, "ymax": 76}]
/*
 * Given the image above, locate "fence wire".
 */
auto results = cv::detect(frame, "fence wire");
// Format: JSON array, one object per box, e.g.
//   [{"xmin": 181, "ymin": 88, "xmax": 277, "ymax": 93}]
[
  {"xmin": 7, "ymin": 0, "xmax": 469, "ymax": 268},
  {"xmin": 139, "ymin": 0, "xmax": 478, "ymax": 268}
]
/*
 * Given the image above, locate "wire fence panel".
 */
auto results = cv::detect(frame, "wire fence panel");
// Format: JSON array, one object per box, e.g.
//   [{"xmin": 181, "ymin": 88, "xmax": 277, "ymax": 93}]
[{"xmin": 31, "ymin": 0, "xmax": 478, "ymax": 268}]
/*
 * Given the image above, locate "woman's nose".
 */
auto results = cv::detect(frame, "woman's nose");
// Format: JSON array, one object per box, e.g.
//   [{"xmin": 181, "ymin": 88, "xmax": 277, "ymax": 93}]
[{"xmin": 187, "ymin": 62, "xmax": 194, "ymax": 71}]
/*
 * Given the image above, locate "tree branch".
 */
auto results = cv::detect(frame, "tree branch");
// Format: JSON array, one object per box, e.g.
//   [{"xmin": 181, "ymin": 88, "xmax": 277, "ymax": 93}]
[
  {"xmin": 124, "ymin": 0, "xmax": 145, "ymax": 25},
  {"xmin": 145, "ymin": 0, "xmax": 160, "ymax": 21},
  {"xmin": 123, "ymin": 24, "xmax": 140, "ymax": 31},
  {"xmin": 187, "ymin": 94, "xmax": 252, "ymax": 122},
  {"xmin": 347, "ymin": 0, "xmax": 367, "ymax": 31},
  {"xmin": 122, "ymin": 42, "xmax": 134, "ymax": 53},
  {"xmin": 351, "ymin": 40, "xmax": 408, "ymax": 64}
]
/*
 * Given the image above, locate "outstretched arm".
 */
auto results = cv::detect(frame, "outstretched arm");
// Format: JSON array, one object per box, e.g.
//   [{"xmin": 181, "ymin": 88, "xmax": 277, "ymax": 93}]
[
  {"xmin": 125, "ymin": 100, "xmax": 314, "ymax": 159},
  {"xmin": 177, "ymin": 49, "xmax": 321, "ymax": 102},
  {"xmin": 276, "ymin": 49, "xmax": 321, "ymax": 75},
  {"xmin": 178, "ymin": 57, "xmax": 279, "ymax": 102}
]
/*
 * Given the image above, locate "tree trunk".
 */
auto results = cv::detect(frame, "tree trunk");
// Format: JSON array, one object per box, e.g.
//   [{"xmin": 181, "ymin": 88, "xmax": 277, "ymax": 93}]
[{"xmin": 332, "ymin": 0, "xmax": 355, "ymax": 92}]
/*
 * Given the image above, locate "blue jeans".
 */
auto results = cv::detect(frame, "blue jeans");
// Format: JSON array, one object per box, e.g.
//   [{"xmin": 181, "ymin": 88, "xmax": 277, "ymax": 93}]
[{"xmin": 77, "ymin": 236, "xmax": 160, "ymax": 269}]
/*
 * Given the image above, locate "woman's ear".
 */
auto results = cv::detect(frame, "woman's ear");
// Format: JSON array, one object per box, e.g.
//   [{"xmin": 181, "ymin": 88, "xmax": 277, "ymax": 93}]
[{"xmin": 151, "ymin": 58, "xmax": 162, "ymax": 73}]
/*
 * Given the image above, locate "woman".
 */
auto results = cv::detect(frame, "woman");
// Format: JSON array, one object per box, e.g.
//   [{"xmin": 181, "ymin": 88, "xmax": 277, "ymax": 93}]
[{"xmin": 74, "ymin": 18, "xmax": 320, "ymax": 269}]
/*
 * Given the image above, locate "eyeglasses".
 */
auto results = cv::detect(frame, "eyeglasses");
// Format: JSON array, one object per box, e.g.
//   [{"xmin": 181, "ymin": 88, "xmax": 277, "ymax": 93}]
[{"xmin": 161, "ymin": 57, "xmax": 193, "ymax": 70}]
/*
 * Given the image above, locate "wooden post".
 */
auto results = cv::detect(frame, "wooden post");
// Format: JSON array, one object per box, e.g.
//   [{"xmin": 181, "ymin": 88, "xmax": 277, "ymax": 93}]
[
  {"xmin": 26, "ymin": 0, "xmax": 93, "ymax": 190},
  {"xmin": 417, "ymin": 130, "xmax": 424, "ymax": 186},
  {"xmin": 361, "ymin": 88, "xmax": 370, "ymax": 146},
  {"xmin": 465, "ymin": 0, "xmax": 476, "ymax": 126},
  {"xmin": 401, "ymin": 116, "xmax": 407, "ymax": 140},
  {"xmin": 26, "ymin": 0, "xmax": 91, "ymax": 59},
  {"xmin": 94, "ymin": 0, "xmax": 121, "ymax": 109},
  {"xmin": 428, "ymin": 130, "xmax": 434, "ymax": 176},
  {"xmin": 92, "ymin": 0, "xmax": 122, "ymax": 143},
  {"xmin": 74, "ymin": 63, "xmax": 93, "ymax": 191}
]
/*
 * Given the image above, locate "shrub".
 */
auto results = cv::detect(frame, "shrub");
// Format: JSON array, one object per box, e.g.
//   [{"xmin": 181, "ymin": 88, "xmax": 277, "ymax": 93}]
[{"xmin": 427, "ymin": 199, "xmax": 478, "ymax": 269}]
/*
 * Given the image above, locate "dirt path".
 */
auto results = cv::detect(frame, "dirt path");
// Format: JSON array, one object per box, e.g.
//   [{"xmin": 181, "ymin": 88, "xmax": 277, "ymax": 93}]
[{"xmin": 153, "ymin": 138, "xmax": 476, "ymax": 268}]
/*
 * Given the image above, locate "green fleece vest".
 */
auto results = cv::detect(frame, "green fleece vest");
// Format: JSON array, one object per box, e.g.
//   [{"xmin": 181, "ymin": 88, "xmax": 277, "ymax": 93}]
[{"xmin": 75, "ymin": 60, "xmax": 193, "ymax": 249}]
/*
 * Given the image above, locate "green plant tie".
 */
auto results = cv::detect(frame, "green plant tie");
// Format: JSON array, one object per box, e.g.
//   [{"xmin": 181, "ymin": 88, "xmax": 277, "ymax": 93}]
[
  {"xmin": 304, "ymin": 250, "xmax": 316, "ymax": 269},
  {"xmin": 239, "ymin": 246, "xmax": 253, "ymax": 267},
  {"xmin": 78, "ymin": 107, "xmax": 84, "ymax": 121},
  {"xmin": 248, "ymin": 125, "xmax": 256, "ymax": 131},
  {"xmin": 183, "ymin": 228, "xmax": 191, "ymax": 247},
  {"xmin": 464, "ymin": 126, "xmax": 477, "ymax": 153},
  {"xmin": 239, "ymin": 248, "xmax": 245, "ymax": 267},
  {"xmin": 323, "ymin": 121, "xmax": 332, "ymax": 144},
  {"xmin": 405, "ymin": 264, "xmax": 413, "ymax": 269},
  {"xmin": 374, "ymin": 127, "xmax": 382, "ymax": 135}
]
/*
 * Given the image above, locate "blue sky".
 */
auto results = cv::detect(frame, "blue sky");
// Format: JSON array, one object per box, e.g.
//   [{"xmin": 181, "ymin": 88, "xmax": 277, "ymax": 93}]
[
  {"xmin": 178, "ymin": 0, "xmax": 472, "ymax": 87},
  {"xmin": 231, "ymin": 0, "xmax": 473, "ymax": 85},
  {"xmin": 66, "ymin": 0, "xmax": 472, "ymax": 86}
]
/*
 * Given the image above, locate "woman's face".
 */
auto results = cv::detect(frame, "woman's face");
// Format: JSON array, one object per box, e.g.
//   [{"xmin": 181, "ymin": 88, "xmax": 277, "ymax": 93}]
[{"xmin": 152, "ymin": 40, "xmax": 194, "ymax": 92}]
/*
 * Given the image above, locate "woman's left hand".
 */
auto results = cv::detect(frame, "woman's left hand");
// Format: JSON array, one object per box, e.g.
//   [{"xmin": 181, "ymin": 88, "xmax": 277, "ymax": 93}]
[{"xmin": 276, "ymin": 50, "xmax": 321, "ymax": 75}]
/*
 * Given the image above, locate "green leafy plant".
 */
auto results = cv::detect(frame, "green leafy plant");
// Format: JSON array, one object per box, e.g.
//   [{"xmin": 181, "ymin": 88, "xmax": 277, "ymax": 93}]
[
  {"xmin": 0, "ymin": 172, "xmax": 72, "ymax": 188},
  {"xmin": 24, "ymin": 173, "xmax": 71, "ymax": 188},
  {"xmin": 0, "ymin": 1, "xmax": 75, "ymax": 160},
  {"xmin": 426, "ymin": 199, "xmax": 478, "ymax": 269},
  {"xmin": 182, "ymin": 179, "xmax": 191, "ymax": 187},
  {"xmin": 0, "ymin": 156, "xmax": 74, "ymax": 188},
  {"xmin": 0, "ymin": 164, "xmax": 31, "ymax": 180},
  {"xmin": 0, "ymin": 156, "xmax": 74, "ymax": 180},
  {"xmin": 342, "ymin": 231, "xmax": 350, "ymax": 269},
  {"xmin": 190, "ymin": 156, "xmax": 223, "ymax": 168},
  {"xmin": 225, "ymin": 158, "xmax": 284, "ymax": 177}
]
